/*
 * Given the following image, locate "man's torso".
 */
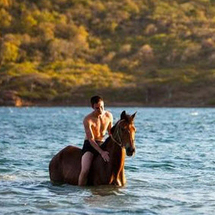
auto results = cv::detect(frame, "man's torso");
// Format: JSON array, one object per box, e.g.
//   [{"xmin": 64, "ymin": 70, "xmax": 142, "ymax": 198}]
[{"xmin": 85, "ymin": 111, "xmax": 111, "ymax": 141}]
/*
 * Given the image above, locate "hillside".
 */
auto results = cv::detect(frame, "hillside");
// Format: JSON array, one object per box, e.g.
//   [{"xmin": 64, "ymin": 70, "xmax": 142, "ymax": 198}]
[{"xmin": 1, "ymin": 0, "xmax": 215, "ymax": 106}]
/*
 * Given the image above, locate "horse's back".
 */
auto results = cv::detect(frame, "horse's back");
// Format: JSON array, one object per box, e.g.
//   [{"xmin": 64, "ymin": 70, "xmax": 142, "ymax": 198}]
[{"xmin": 49, "ymin": 145, "xmax": 82, "ymax": 185}]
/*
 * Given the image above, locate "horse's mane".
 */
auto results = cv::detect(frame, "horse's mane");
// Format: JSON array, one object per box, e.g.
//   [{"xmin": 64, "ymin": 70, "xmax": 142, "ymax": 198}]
[{"xmin": 100, "ymin": 120, "xmax": 121, "ymax": 150}]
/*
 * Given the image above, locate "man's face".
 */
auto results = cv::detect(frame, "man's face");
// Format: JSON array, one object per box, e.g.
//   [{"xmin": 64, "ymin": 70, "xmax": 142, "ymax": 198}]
[{"xmin": 93, "ymin": 100, "xmax": 104, "ymax": 115}]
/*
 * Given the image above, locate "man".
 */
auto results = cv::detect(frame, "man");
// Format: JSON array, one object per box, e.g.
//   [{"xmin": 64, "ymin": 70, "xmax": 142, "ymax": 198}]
[{"xmin": 78, "ymin": 95, "xmax": 113, "ymax": 186}]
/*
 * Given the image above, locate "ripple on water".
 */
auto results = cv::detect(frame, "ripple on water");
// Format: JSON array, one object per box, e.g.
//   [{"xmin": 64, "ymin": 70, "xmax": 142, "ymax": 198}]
[{"xmin": 1, "ymin": 107, "xmax": 215, "ymax": 214}]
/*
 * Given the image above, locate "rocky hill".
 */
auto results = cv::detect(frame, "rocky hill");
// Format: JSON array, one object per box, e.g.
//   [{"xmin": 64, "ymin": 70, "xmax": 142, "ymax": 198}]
[{"xmin": 1, "ymin": 0, "xmax": 215, "ymax": 106}]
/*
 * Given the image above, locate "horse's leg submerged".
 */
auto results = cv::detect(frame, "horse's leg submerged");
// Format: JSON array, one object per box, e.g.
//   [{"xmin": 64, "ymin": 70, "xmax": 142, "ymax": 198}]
[{"xmin": 49, "ymin": 146, "xmax": 82, "ymax": 185}]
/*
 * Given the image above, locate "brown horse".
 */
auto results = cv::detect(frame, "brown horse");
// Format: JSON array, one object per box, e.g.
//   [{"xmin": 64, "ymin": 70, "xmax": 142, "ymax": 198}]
[{"xmin": 49, "ymin": 110, "xmax": 136, "ymax": 186}]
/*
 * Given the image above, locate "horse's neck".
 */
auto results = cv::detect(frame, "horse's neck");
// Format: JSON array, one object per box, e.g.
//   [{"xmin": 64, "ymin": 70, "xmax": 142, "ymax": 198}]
[{"xmin": 106, "ymin": 137, "xmax": 126, "ymax": 172}]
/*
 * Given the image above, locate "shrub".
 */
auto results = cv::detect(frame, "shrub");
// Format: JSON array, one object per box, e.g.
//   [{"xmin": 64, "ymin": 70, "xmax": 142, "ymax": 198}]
[{"xmin": 0, "ymin": 42, "xmax": 19, "ymax": 64}]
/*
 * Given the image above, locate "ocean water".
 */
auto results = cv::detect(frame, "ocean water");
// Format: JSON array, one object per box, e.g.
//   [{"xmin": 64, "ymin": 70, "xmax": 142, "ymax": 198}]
[{"xmin": 0, "ymin": 107, "xmax": 215, "ymax": 215}]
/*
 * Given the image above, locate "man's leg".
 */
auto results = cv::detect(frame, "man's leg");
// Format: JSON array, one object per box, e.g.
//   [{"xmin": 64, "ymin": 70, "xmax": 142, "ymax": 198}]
[{"xmin": 78, "ymin": 152, "xmax": 94, "ymax": 186}]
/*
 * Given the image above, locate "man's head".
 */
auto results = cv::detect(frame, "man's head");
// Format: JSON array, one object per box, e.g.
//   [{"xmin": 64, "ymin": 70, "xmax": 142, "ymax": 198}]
[{"xmin": 90, "ymin": 95, "xmax": 104, "ymax": 115}]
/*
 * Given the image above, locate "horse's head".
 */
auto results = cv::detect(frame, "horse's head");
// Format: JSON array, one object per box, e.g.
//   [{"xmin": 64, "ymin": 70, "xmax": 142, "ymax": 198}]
[{"xmin": 111, "ymin": 111, "xmax": 136, "ymax": 156}]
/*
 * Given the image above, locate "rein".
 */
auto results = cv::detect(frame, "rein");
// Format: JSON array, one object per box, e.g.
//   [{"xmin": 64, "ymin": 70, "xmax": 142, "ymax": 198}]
[{"xmin": 110, "ymin": 120, "xmax": 125, "ymax": 147}]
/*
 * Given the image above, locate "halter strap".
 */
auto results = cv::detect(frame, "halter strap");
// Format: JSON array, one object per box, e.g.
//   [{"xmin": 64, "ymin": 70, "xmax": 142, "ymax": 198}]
[{"xmin": 110, "ymin": 134, "xmax": 122, "ymax": 147}]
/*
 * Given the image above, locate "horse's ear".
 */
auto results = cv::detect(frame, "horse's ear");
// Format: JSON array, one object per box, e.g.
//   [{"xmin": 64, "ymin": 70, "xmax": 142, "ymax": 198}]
[
  {"xmin": 120, "ymin": 110, "xmax": 126, "ymax": 120},
  {"xmin": 131, "ymin": 112, "xmax": 137, "ymax": 120}
]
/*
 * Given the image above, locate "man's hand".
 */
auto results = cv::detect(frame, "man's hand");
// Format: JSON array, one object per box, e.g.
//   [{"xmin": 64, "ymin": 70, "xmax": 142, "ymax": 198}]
[{"xmin": 100, "ymin": 150, "xmax": 110, "ymax": 162}]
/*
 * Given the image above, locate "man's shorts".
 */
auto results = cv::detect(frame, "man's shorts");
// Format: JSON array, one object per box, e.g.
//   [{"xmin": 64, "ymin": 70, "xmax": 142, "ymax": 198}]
[{"xmin": 82, "ymin": 140, "xmax": 103, "ymax": 156}]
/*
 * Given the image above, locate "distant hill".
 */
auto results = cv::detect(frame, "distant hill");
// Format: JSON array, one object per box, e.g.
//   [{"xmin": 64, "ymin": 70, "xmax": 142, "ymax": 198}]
[{"xmin": 1, "ymin": 0, "xmax": 215, "ymax": 106}]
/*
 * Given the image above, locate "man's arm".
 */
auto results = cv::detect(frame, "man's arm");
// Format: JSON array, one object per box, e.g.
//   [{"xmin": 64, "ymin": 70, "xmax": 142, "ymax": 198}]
[
  {"xmin": 107, "ymin": 112, "xmax": 113, "ymax": 135},
  {"xmin": 83, "ymin": 117, "xmax": 109, "ymax": 162}
]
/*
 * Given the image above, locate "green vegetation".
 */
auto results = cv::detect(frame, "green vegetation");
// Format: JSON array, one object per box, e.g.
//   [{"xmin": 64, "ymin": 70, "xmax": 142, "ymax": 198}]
[{"xmin": 1, "ymin": 0, "xmax": 215, "ymax": 106}]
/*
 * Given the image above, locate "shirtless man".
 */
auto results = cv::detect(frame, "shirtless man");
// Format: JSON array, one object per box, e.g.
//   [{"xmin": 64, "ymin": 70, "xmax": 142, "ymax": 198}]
[{"xmin": 78, "ymin": 95, "xmax": 113, "ymax": 186}]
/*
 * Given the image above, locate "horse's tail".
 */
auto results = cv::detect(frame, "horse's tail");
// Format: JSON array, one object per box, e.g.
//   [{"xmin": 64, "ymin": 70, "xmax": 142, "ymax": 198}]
[{"xmin": 49, "ymin": 151, "xmax": 64, "ymax": 184}]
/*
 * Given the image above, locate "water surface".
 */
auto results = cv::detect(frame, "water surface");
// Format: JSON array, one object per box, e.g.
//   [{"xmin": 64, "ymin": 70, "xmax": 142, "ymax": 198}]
[{"xmin": 1, "ymin": 107, "xmax": 215, "ymax": 214}]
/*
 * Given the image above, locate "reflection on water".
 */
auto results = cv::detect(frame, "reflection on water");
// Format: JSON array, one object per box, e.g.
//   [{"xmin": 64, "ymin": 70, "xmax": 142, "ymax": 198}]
[{"xmin": 85, "ymin": 186, "xmax": 125, "ymax": 208}]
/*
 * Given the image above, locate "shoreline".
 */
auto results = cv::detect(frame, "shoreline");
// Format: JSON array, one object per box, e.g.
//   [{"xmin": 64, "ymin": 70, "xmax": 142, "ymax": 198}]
[
  {"xmin": 0, "ymin": 101, "xmax": 214, "ymax": 108},
  {"xmin": 1, "ymin": 90, "xmax": 214, "ymax": 108}
]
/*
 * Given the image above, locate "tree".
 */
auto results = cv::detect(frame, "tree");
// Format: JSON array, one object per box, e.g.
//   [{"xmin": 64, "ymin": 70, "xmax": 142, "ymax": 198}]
[
  {"xmin": 0, "ymin": 34, "xmax": 20, "ymax": 65},
  {"xmin": 0, "ymin": 8, "xmax": 12, "ymax": 29}
]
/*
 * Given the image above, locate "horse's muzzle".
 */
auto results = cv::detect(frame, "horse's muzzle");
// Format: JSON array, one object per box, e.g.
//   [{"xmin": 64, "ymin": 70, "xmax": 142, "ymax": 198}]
[{"xmin": 126, "ymin": 147, "xmax": 135, "ymax": 156}]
